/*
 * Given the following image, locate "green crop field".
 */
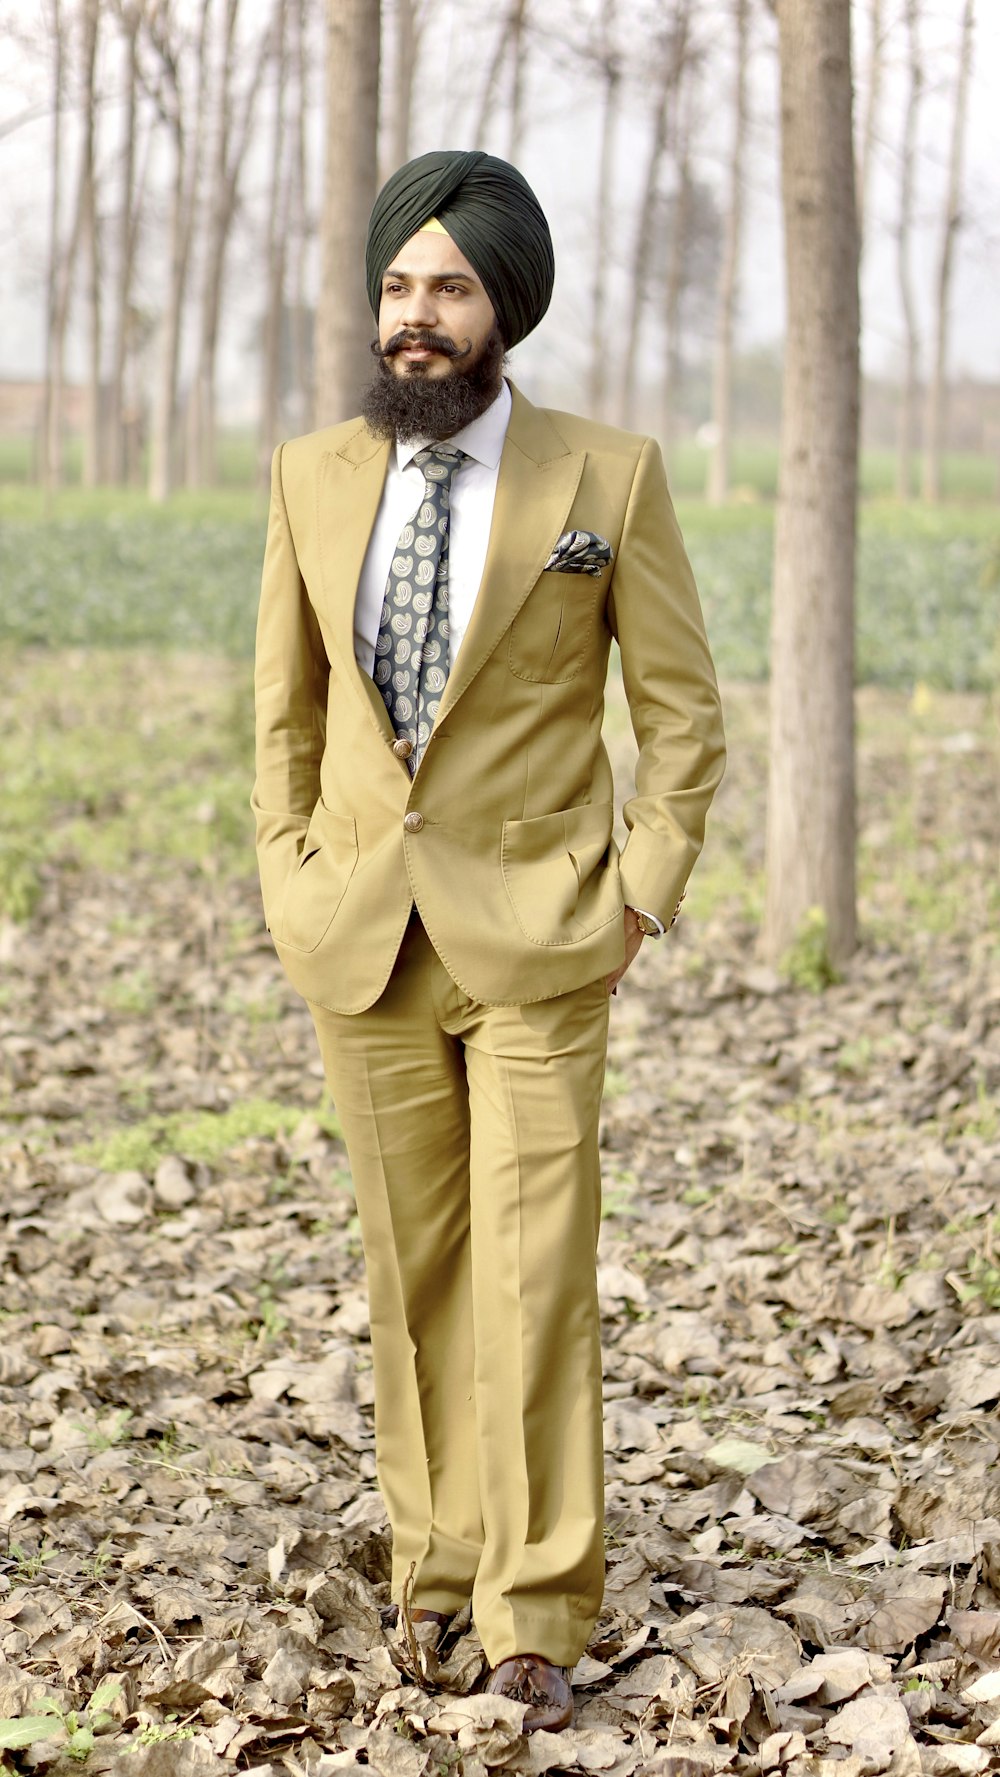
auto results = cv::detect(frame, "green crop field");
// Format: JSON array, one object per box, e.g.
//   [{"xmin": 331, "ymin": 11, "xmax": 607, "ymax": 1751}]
[{"xmin": 1, "ymin": 479, "xmax": 996, "ymax": 690}]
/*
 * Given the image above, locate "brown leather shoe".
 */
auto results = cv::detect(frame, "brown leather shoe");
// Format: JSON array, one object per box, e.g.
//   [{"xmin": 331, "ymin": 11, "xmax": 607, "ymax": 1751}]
[
  {"xmin": 486, "ymin": 1654, "xmax": 574, "ymax": 1733},
  {"xmin": 410, "ymin": 1607, "xmax": 452, "ymax": 1632}
]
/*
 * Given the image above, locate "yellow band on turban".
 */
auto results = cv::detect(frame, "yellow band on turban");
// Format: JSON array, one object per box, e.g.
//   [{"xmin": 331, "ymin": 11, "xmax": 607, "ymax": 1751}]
[{"xmin": 419, "ymin": 217, "xmax": 449, "ymax": 235}]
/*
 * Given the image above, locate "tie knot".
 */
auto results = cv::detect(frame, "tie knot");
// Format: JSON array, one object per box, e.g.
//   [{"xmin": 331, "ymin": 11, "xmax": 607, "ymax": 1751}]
[{"xmin": 414, "ymin": 447, "xmax": 465, "ymax": 486}]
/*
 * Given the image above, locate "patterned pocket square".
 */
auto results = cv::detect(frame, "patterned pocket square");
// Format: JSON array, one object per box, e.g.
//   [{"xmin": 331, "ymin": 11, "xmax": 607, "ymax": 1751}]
[{"xmin": 543, "ymin": 529, "xmax": 614, "ymax": 577}]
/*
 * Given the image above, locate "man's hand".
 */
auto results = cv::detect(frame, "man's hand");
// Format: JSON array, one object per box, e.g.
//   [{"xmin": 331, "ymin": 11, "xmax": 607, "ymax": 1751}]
[{"xmin": 606, "ymin": 906, "xmax": 646, "ymax": 996}]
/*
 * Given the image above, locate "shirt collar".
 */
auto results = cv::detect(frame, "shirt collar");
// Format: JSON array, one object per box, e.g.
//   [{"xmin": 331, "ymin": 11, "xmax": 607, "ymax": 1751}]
[{"xmin": 395, "ymin": 379, "xmax": 513, "ymax": 474}]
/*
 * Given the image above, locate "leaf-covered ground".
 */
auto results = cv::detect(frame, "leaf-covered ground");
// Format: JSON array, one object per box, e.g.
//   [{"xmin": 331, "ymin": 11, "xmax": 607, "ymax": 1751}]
[{"xmin": 0, "ymin": 651, "xmax": 998, "ymax": 1777}]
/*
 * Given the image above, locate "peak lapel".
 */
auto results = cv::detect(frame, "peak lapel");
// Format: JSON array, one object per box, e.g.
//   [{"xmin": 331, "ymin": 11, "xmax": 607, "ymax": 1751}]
[
  {"xmin": 316, "ymin": 426, "xmax": 395, "ymax": 739},
  {"xmin": 434, "ymin": 388, "xmax": 585, "ymax": 726}
]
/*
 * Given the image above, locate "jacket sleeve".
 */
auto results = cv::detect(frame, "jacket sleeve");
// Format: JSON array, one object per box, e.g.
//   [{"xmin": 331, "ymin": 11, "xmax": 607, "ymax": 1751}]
[
  {"xmin": 607, "ymin": 436, "xmax": 726, "ymax": 925},
  {"xmin": 251, "ymin": 443, "xmax": 330, "ymax": 930}
]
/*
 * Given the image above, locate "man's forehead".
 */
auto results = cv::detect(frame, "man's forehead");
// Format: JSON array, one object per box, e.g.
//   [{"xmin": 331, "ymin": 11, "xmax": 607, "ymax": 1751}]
[{"xmin": 384, "ymin": 226, "xmax": 482, "ymax": 283}]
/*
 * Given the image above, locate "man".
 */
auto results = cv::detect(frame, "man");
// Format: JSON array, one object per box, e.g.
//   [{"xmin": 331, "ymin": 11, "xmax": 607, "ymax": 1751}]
[{"xmin": 253, "ymin": 149, "xmax": 725, "ymax": 1733}]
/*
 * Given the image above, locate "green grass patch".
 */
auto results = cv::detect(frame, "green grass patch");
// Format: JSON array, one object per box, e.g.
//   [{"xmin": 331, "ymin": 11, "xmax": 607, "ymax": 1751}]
[
  {"xmin": 677, "ymin": 500, "xmax": 1000, "ymax": 690},
  {"xmin": 0, "ymin": 648, "xmax": 255, "ymax": 918},
  {"xmin": 77, "ymin": 1097, "xmax": 343, "ymax": 1173},
  {"xmin": 665, "ymin": 439, "xmax": 999, "ymax": 503},
  {"xmin": 0, "ymin": 429, "xmax": 260, "ymax": 489},
  {"xmin": 0, "ymin": 495, "xmax": 265, "ymax": 654},
  {"xmin": 0, "ymin": 484, "xmax": 994, "ymax": 690}
]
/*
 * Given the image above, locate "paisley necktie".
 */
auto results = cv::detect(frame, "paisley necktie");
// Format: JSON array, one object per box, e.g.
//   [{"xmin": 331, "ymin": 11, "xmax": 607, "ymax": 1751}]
[{"xmin": 373, "ymin": 447, "xmax": 465, "ymax": 773}]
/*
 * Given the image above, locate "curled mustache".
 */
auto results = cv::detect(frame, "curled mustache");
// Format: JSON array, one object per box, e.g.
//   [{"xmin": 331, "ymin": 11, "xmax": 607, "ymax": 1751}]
[{"xmin": 371, "ymin": 329, "xmax": 473, "ymax": 362}]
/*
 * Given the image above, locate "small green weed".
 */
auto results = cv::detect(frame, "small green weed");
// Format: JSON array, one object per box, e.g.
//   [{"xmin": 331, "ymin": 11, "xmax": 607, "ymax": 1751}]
[
  {"xmin": 837, "ymin": 1037, "xmax": 874, "ymax": 1074},
  {"xmin": 781, "ymin": 907, "xmax": 839, "ymax": 991},
  {"xmin": 133, "ymin": 1718, "xmax": 197, "ymax": 1747},
  {"xmin": 0, "ymin": 1677, "xmax": 121, "ymax": 1761},
  {"xmin": 103, "ymin": 970, "xmax": 157, "ymax": 1014},
  {"xmin": 6, "ymin": 1539, "xmax": 57, "ymax": 1580},
  {"xmin": 952, "ymin": 1256, "xmax": 1000, "ymax": 1311},
  {"xmin": 78, "ymin": 1409, "xmax": 133, "ymax": 1452},
  {"xmin": 0, "ymin": 842, "xmax": 42, "ymax": 922},
  {"xmin": 77, "ymin": 1097, "xmax": 342, "ymax": 1173},
  {"xmin": 600, "ymin": 1169, "xmax": 637, "ymax": 1220},
  {"xmin": 953, "ymin": 1081, "xmax": 1000, "ymax": 1142},
  {"xmin": 249, "ymin": 1282, "xmax": 289, "ymax": 1343},
  {"xmin": 81, "ymin": 1539, "xmax": 116, "ymax": 1581}
]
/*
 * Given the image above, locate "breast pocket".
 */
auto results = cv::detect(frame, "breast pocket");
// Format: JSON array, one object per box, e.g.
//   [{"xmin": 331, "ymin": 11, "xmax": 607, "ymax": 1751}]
[
  {"xmin": 274, "ymin": 802, "xmax": 358, "ymax": 953},
  {"xmin": 507, "ymin": 571, "xmax": 608, "ymax": 684}
]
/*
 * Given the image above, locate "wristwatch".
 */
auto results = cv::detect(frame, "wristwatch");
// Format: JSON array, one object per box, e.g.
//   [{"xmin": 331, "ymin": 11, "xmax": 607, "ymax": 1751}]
[{"xmin": 629, "ymin": 907, "xmax": 664, "ymax": 939}]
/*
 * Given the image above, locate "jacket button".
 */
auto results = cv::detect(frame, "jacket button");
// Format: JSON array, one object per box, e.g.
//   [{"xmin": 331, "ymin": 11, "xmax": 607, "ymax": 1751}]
[
  {"xmin": 403, "ymin": 811, "xmax": 424, "ymax": 833},
  {"xmin": 392, "ymin": 737, "xmax": 413, "ymax": 759}
]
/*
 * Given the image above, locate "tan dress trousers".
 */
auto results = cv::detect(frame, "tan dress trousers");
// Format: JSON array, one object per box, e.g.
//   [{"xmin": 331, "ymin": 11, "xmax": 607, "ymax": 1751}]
[{"xmin": 308, "ymin": 914, "xmax": 610, "ymax": 1668}]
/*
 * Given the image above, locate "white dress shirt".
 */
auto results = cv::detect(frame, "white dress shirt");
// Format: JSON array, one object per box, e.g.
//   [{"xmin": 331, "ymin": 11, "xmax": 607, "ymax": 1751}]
[{"xmin": 353, "ymin": 380, "xmax": 513, "ymax": 676}]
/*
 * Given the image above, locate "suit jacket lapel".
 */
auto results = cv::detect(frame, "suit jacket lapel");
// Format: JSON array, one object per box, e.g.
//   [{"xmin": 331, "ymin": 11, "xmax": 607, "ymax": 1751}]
[
  {"xmin": 317, "ymin": 425, "xmax": 395, "ymax": 739},
  {"xmin": 435, "ymin": 385, "xmax": 585, "ymax": 726}
]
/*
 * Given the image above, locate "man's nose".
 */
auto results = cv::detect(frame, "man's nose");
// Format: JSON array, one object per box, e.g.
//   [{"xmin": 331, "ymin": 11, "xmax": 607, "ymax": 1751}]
[{"xmin": 401, "ymin": 284, "xmax": 438, "ymax": 329}]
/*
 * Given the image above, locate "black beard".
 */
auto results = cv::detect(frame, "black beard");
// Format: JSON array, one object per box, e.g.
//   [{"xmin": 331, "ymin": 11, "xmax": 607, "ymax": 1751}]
[{"xmin": 360, "ymin": 329, "xmax": 508, "ymax": 442}]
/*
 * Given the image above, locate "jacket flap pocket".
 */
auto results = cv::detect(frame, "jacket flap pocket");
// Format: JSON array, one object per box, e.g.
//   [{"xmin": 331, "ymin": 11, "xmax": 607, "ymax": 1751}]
[
  {"xmin": 501, "ymin": 801, "xmax": 620, "ymax": 945},
  {"xmin": 276, "ymin": 803, "xmax": 359, "ymax": 953}
]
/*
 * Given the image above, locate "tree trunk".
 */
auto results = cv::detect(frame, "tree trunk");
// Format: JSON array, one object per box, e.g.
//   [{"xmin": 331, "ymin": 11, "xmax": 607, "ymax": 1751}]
[
  {"xmin": 855, "ymin": 0, "xmax": 883, "ymax": 247},
  {"xmin": 289, "ymin": 0, "xmax": 310, "ymax": 431},
  {"xmin": 471, "ymin": 4, "xmax": 521, "ymax": 152},
  {"xmin": 587, "ymin": 0, "xmax": 619, "ymax": 421},
  {"xmin": 507, "ymin": 0, "xmax": 528, "ymax": 161},
  {"xmin": 259, "ymin": 0, "xmax": 289, "ymax": 483},
  {"xmin": 921, "ymin": 0, "xmax": 974, "ymax": 503},
  {"xmin": 187, "ymin": 0, "xmax": 239, "ymax": 489},
  {"xmin": 107, "ymin": 2, "xmax": 142, "ymax": 485},
  {"xmin": 149, "ymin": 112, "xmax": 186, "ymax": 503},
  {"xmin": 895, "ymin": 0, "xmax": 922, "ymax": 501},
  {"xmin": 763, "ymin": 0, "xmax": 860, "ymax": 970},
  {"xmin": 41, "ymin": 0, "xmax": 66, "ymax": 493},
  {"xmin": 315, "ymin": 0, "xmax": 380, "ymax": 426},
  {"xmin": 618, "ymin": 4, "xmax": 689, "ymax": 430},
  {"xmin": 78, "ymin": 0, "xmax": 102, "ymax": 487},
  {"xmin": 660, "ymin": 137, "xmax": 691, "ymax": 464},
  {"xmin": 146, "ymin": 2, "xmax": 213, "ymax": 502},
  {"xmin": 706, "ymin": 0, "xmax": 749, "ymax": 504},
  {"xmin": 388, "ymin": 0, "xmax": 416, "ymax": 174}
]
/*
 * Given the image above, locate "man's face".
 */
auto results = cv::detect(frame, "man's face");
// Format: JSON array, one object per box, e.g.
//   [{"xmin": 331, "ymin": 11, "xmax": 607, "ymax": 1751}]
[{"xmin": 378, "ymin": 228, "xmax": 498, "ymax": 379}]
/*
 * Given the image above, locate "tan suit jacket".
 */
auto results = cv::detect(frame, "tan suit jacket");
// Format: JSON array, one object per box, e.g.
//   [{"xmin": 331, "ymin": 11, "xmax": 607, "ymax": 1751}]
[{"xmin": 252, "ymin": 383, "xmax": 725, "ymax": 1013}]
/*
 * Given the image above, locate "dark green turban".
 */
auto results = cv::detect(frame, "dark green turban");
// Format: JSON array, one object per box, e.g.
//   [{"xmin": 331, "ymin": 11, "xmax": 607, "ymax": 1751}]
[{"xmin": 366, "ymin": 150, "xmax": 554, "ymax": 348}]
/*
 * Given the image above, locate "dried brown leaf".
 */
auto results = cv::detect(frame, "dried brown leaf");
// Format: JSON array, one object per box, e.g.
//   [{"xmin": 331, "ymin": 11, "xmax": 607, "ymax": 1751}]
[
  {"xmin": 855, "ymin": 1572, "xmax": 947, "ymax": 1654},
  {"xmin": 945, "ymin": 1610, "xmax": 1000, "ymax": 1661},
  {"xmin": 748, "ymin": 1455, "xmax": 837, "ymax": 1524},
  {"xmin": 825, "ymin": 1689, "xmax": 911, "ymax": 1767},
  {"xmin": 777, "ymin": 1648, "xmax": 892, "ymax": 1706},
  {"xmin": 663, "ymin": 1605, "xmax": 801, "ymax": 1688}
]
